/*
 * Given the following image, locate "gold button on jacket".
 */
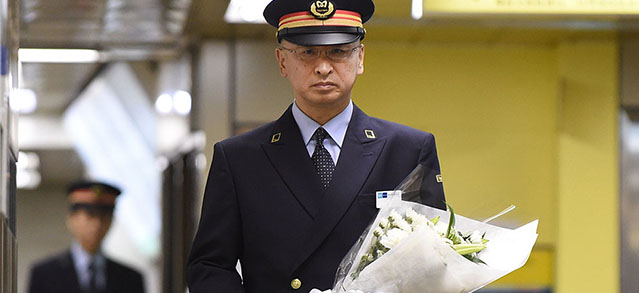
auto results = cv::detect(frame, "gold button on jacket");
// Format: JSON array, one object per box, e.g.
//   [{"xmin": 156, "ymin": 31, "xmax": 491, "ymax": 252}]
[{"xmin": 290, "ymin": 278, "xmax": 301, "ymax": 290}]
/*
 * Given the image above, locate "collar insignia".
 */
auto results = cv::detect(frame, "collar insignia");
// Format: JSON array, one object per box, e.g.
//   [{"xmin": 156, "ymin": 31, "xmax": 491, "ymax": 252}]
[
  {"xmin": 364, "ymin": 129, "xmax": 376, "ymax": 139},
  {"xmin": 310, "ymin": 0, "xmax": 336, "ymax": 20},
  {"xmin": 271, "ymin": 132, "xmax": 281, "ymax": 143}
]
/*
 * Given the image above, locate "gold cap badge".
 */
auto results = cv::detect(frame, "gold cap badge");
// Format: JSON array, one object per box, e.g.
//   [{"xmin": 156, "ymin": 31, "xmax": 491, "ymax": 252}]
[
  {"xmin": 310, "ymin": 0, "xmax": 335, "ymax": 20},
  {"xmin": 436, "ymin": 174, "xmax": 443, "ymax": 183},
  {"xmin": 91, "ymin": 186, "xmax": 105, "ymax": 197}
]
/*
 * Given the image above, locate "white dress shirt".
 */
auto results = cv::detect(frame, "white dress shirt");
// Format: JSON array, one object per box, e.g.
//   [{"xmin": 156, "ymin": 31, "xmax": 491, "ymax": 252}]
[
  {"xmin": 292, "ymin": 100, "xmax": 354, "ymax": 165},
  {"xmin": 70, "ymin": 241, "xmax": 107, "ymax": 290}
]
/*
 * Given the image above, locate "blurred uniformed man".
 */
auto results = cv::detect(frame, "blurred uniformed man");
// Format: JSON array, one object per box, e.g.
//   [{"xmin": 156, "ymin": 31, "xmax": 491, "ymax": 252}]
[
  {"xmin": 28, "ymin": 180, "xmax": 145, "ymax": 293},
  {"xmin": 186, "ymin": 0, "xmax": 446, "ymax": 292}
]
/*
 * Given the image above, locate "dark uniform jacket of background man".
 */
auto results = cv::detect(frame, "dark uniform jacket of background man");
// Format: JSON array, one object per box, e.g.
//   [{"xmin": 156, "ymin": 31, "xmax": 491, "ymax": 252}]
[
  {"xmin": 186, "ymin": 0, "xmax": 446, "ymax": 292},
  {"xmin": 28, "ymin": 253, "xmax": 144, "ymax": 293},
  {"xmin": 28, "ymin": 181, "xmax": 145, "ymax": 293}
]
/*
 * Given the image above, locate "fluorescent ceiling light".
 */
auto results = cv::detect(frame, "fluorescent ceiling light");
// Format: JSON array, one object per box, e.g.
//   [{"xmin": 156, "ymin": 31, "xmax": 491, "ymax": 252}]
[
  {"xmin": 17, "ymin": 151, "xmax": 40, "ymax": 170},
  {"xmin": 173, "ymin": 90, "xmax": 192, "ymax": 116},
  {"xmin": 17, "ymin": 170, "xmax": 41, "ymax": 189},
  {"xmin": 412, "ymin": 0, "xmax": 423, "ymax": 20},
  {"xmin": 19, "ymin": 48, "xmax": 101, "ymax": 63},
  {"xmin": 224, "ymin": 0, "xmax": 271, "ymax": 24},
  {"xmin": 155, "ymin": 93, "xmax": 173, "ymax": 114},
  {"xmin": 11, "ymin": 88, "xmax": 37, "ymax": 114},
  {"xmin": 155, "ymin": 90, "xmax": 192, "ymax": 115},
  {"xmin": 17, "ymin": 151, "xmax": 41, "ymax": 189}
]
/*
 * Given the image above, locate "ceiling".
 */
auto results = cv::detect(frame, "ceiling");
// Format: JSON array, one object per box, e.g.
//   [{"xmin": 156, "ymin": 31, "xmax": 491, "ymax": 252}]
[
  {"xmin": 21, "ymin": 0, "xmax": 190, "ymax": 49},
  {"xmin": 19, "ymin": 0, "xmax": 639, "ymax": 118},
  {"xmin": 20, "ymin": 0, "xmax": 193, "ymax": 116},
  {"xmin": 21, "ymin": 0, "xmax": 639, "ymax": 111},
  {"xmin": 19, "ymin": 0, "xmax": 194, "ymax": 186},
  {"xmin": 182, "ymin": 0, "xmax": 639, "ymax": 42},
  {"xmin": 17, "ymin": 0, "xmax": 639, "ymax": 187}
]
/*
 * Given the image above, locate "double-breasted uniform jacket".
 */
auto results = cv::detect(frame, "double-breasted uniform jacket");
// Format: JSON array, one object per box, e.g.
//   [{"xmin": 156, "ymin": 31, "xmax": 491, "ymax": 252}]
[
  {"xmin": 186, "ymin": 104, "xmax": 446, "ymax": 292},
  {"xmin": 28, "ymin": 250, "xmax": 145, "ymax": 293}
]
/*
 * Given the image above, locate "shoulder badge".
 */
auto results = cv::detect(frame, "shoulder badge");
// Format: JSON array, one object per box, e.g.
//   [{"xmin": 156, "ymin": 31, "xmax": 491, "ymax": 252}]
[{"xmin": 310, "ymin": 0, "xmax": 336, "ymax": 20}]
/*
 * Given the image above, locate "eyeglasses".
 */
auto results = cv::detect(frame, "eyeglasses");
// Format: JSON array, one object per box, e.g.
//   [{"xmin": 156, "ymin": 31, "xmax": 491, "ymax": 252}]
[
  {"xmin": 279, "ymin": 45, "xmax": 362, "ymax": 61},
  {"xmin": 70, "ymin": 203, "xmax": 115, "ymax": 217}
]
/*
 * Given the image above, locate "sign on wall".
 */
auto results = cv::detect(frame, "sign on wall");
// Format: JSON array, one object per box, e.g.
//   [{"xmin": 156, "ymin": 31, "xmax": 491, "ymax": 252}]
[{"xmin": 424, "ymin": 0, "xmax": 639, "ymax": 15}]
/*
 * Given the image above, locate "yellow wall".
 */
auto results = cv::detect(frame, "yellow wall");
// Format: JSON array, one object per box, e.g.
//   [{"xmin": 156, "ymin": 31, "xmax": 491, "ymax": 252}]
[
  {"xmin": 556, "ymin": 40, "xmax": 619, "ymax": 293},
  {"xmin": 353, "ymin": 38, "xmax": 619, "ymax": 291},
  {"xmin": 355, "ymin": 41, "xmax": 558, "ymax": 245}
]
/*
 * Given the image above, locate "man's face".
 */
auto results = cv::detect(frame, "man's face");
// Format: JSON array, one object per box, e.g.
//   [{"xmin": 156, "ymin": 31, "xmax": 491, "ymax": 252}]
[
  {"xmin": 276, "ymin": 40, "xmax": 365, "ymax": 113},
  {"xmin": 66, "ymin": 190, "xmax": 116, "ymax": 254}
]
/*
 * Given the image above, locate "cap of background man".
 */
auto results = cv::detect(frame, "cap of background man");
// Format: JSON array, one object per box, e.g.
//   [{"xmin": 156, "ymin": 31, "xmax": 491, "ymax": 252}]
[
  {"xmin": 67, "ymin": 180, "xmax": 122, "ymax": 197},
  {"xmin": 263, "ymin": 0, "xmax": 375, "ymax": 46},
  {"xmin": 66, "ymin": 180, "xmax": 121, "ymax": 214}
]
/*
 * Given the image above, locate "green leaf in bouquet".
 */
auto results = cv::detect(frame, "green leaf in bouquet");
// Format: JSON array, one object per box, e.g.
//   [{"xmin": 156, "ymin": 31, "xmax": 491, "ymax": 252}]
[
  {"xmin": 445, "ymin": 203, "xmax": 455, "ymax": 240},
  {"xmin": 452, "ymin": 243, "xmax": 487, "ymax": 255},
  {"xmin": 431, "ymin": 216, "xmax": 440, "ymax": 225}
]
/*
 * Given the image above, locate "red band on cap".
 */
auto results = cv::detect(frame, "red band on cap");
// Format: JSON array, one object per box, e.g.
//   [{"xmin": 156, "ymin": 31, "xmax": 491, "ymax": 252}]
[{"xmin": 278, "ymin": 10, "xmax": 363, "ymax": 31}]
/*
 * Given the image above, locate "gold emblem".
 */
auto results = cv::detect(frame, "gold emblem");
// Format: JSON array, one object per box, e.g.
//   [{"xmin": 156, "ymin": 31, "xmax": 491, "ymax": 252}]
[
  {"xmin": 364, "ymin": 129, "xmax": 376, "ymax": 139},
  {"xmin": 290, "ymin": 278, "xmax": 302, "ymax": 289},
  {"xmin": 436, "ymin": 174, "xmax": 443, "ymax": 183},
  {"xmin": 310, "ymin": 0, "xmax": 335, "ymax": 20},
  {"xmin": 271, "ymin": 132, "xmax": 281, "ymax": 143},
  {"xmin": 91, "ymin": 186, "xmax": 104, "ymax": 197}
]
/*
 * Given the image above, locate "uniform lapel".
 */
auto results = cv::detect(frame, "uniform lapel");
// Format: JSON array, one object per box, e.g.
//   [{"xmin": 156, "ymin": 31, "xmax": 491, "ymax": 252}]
[
  {"xmin": 61, "ymin": 251, "xmax": 83, "ymax": 292},
  {"xmin": 105, "ymin": 258, "xmax": 119, "ymax": 293},
  {"xmin": 261, "ymin": 105, "xmax": 325, "ymax": 218},
  {"xmin": 291, "ymin": 105, "xmax": 386, "ymax": 272}
]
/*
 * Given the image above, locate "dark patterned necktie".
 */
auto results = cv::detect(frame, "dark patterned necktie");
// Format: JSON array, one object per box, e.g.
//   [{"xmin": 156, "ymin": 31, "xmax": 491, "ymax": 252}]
[
  {"xmin": 311, "ymin": 127, "xmax": 335, "ymax": 189},
  {"xmin": 88, "ymin": 260, "xmax": 97, "ymax": 293}
]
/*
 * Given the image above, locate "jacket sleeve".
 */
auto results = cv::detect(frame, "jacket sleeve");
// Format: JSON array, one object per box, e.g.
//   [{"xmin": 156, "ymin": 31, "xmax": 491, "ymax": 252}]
[
  {"xmin": 28, "ymin": 266, "xmax": 44, "ymax": 293},
  {"xmin": 186, "ymin": 143, "xmax": 245, "ymax": 293},
  {"xmin": 418, "ymin": 133, "xmax": 446, "ymax": 210},
  {"xmin": 133, "ymin": 269, "xmax": 145, "ymax": 293}
]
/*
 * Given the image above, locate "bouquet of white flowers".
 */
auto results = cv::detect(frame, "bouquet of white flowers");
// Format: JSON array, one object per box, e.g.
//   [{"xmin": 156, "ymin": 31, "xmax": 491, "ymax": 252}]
[{"xmin": 329, "ymin": 165, "xmax": 539, "ymax": 293}]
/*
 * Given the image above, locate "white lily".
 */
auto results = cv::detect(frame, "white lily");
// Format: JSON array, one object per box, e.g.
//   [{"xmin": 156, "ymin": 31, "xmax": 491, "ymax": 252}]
[{"xmin": 379, "ymin": 228, "xmax": 410, "ymax": 250}]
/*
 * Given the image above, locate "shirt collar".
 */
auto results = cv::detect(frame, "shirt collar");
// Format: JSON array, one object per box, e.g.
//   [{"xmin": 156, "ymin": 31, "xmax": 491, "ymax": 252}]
[
  {"xmin": 292, "ymin": 100, "xmax": 353, "ymax": 147},
  {"xmin": 70, "ymin": 241, "xmax": 105, "ymax": 270}
]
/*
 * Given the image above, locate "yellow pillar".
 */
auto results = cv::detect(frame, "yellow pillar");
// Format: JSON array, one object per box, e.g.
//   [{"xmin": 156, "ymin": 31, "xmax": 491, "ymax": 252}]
[{"xmin": 556, "ymin": 39, "xmax": 619, "ymax": 293}]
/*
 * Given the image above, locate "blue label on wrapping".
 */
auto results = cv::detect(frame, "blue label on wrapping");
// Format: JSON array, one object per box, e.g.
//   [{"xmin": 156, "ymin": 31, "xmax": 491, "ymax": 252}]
[
  {"xmin": 1, "ymin": 46, "xmax": 7, "ymax": 76},
  {"xmin": 375, "ymin": 190, "xmax": 401, "ymax": 209}
]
